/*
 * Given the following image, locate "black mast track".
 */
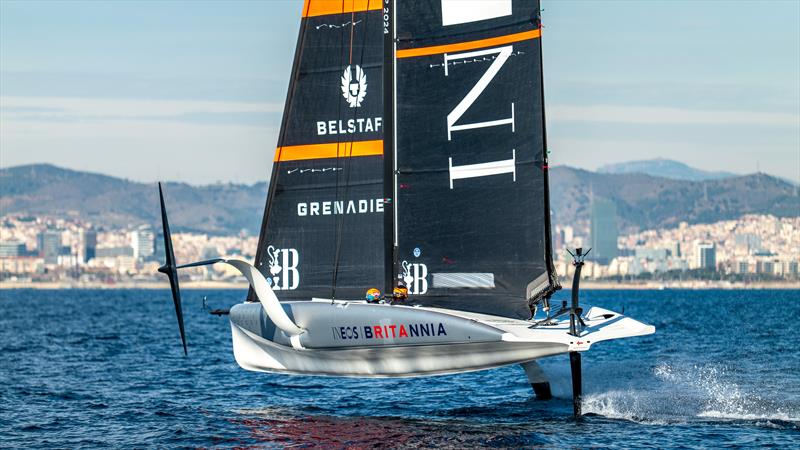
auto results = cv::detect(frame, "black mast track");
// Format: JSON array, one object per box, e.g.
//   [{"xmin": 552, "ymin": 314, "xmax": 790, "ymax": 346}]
[
  {"xmin": 248, "ymin": 6, "xmax": 309, "ymax": 302},
  {"xmin": 382, "ymin": 0, "xmax": 396, "ymax": 296}
]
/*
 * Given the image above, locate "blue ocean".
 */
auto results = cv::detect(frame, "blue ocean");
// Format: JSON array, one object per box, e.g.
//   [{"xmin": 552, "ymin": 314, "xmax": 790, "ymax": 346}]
[{"xmin": 1, "ymin": 289, "xmax": 798, "ymax": 448}]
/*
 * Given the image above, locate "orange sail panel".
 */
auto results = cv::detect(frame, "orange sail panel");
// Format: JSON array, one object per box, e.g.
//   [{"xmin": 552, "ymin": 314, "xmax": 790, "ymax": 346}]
[
  {"xmin": 274, "ymin": 140, "xmax": 384, "ymax": 162},
  {"xmin": 303, "ymin": 0, "xmax": 382, "ymax": 18},
  {"xmin": 397, "ymin": 29, "xmax": 541, "ymax": 59}
]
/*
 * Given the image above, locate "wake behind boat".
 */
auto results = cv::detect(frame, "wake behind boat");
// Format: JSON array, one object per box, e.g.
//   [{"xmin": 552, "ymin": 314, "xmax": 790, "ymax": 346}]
[{"xmin": 156, "ymin": 0, "xmax": 654, "ymax": 417}]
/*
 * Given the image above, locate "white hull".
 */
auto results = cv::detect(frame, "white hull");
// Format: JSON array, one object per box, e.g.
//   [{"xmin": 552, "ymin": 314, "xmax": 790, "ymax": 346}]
[{"xmin": 229, "ymin": 300, "xmax": 654, "ymax": 378}]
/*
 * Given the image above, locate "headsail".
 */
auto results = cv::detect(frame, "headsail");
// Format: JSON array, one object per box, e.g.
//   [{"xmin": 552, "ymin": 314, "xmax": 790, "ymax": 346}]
[
  {"xmin": 389, "ymin": 0, "xmax": 559, "ymax": 319},
  {"xmin": 252, "ymin": 1, "xmax": 386, "ymax": 300}
]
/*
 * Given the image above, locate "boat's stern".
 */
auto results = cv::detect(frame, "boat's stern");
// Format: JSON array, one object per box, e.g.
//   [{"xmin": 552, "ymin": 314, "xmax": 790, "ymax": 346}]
[{"xmin": 569, "ymin": 306, "xmax": 655, "ymax": 351}]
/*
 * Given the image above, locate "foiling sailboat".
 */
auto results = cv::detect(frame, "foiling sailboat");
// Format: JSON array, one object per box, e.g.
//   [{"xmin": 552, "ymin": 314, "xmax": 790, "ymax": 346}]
[{"xmin": 157, "ymin": 0, "xmax": 654, "ymax": 416}]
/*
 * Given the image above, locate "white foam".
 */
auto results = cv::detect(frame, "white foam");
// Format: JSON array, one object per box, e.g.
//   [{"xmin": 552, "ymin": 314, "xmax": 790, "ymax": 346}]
[
  {"xmin": 583, "ymin": 362, "xmax": 799, "ymax": 425},
  {"xmin": 698, "ymin": 410, "xmax": 800, "ymax": 422}
]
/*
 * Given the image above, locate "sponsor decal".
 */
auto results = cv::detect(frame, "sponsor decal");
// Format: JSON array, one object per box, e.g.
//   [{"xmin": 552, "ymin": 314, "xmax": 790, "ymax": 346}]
[
  {"xmin": 314, "ymin": 64, "xmax": 381, "ymax": 136},
  {"xmin": 265, "ymin": 245, "xmax": 299, "ymax": 290},
  {"xmin": 286, "ymin": 167, "xmax": 342, "ymax": 175},
  {"xmin": 383, "ymin": 1, "xmax": 390, "ymax": 34},
  {"xmin": 331, "ymin": 322, "xmax": 447, "ymax": 340},
  {"xmin": 341, "ymin": 64, "xmax": 367, "ymax": 108},
  {"xmin": 401, "ymin": 260, "xmax": 428, "ymax": 294},
  {"xmin": 444, "ymin": 44, "xmax": 517, "ymax": 188},
  {"xmin": 297, "ymin": 198, "xmax": 384, "ymax": 216},
  {"xmin": 316, "ymin": 117, "xmax": 382, "ymax": 135}
]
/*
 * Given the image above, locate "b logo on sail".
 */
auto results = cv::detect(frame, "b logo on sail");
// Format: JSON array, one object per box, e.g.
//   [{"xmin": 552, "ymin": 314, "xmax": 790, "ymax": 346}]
[
  {"xmin": 266, "ymin": 245, "xmax": 300, "ymax": 290},
  {"xmin": 401, "ymin": 260, "xmax": 428, "ymax": 295}
]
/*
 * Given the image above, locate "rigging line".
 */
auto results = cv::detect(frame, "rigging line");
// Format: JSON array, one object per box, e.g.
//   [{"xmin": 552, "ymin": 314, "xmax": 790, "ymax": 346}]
[
  {"xmin": 331, "ymin": 0, "xmax": 347, "ymax": 299},
  {"xmin": 331, "ymin": 0, "xmax": 372, "ymax": 299},
  {"xmin": 331, "ymin": 0, "xmax": 361, "ymax": 298},
  {"xmin": 349, "ymin": 9, "xmax": 355, "ymax": 64}
]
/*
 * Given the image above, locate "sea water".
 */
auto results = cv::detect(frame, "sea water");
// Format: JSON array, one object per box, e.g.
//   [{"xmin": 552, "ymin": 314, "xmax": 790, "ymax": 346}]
[{"xmin": 1, "ymin": 289, "xmax": 798, "ymax": 448}]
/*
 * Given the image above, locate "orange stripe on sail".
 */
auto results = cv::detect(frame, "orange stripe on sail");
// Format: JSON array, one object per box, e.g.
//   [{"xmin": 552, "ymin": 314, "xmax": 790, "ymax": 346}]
[
  {"xmin": 396, "ymin": 29, "xmax": 541, "ymax": 59},
  {"xmin": 302, "ymin": 0, "xmax": 382, "ymax": 18},
  {"xmin": 274, "ymin": 140, "xmax": 384, "ymax": 162}
]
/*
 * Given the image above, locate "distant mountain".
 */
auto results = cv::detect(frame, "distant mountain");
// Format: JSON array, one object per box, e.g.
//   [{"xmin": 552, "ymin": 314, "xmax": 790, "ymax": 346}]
[
  {"xmin": 597, "ymin": 158, "xmax": 736, "ymax": 181},
  {"xmin": 0, "ymin": 164, "xmax": 267, "ymax": 235},
  {"xmin": 550, "ymin": 166, "xmax": 799, "ymax": 232},
  {"xmin": 1, "ymin": 163, "xmax": 797, "ymax": 236}
]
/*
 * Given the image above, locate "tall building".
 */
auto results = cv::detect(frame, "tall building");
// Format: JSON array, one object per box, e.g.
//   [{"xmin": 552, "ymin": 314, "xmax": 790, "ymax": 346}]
[
  {"xmin": 37, "ymin": 230, "xmax": 62, "ymax": 264},
  {"xmin": 131, "ymin": 226, "xmax": 155, "ymax": 260},
  {"xmin": 590, "ymin": 197, "xmax": 619, "ymax": 264},
  {"xmin": 694, "ymin": 241, "xmax": 716, "ymax": 271},
  {"xmin": 80, "ymin": 229, "xmax": 97, "ymax": 263}
]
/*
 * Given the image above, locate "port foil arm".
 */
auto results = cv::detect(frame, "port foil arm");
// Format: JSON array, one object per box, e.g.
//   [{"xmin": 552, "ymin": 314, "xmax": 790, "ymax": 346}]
[
  {"xmin": 220, "ymin": 259, "xmax": 305, "ymax": 337},
  {"xmin": 178, "ymin": 258, "xmax": 305, "ymax": 338}
]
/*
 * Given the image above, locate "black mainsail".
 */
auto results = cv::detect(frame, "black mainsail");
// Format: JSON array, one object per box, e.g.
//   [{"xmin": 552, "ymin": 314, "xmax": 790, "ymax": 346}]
[
  {"xmin": 388, "ymin": 0, "xmax": 559, "ymax": 319},
  {"xmin": 252, "ymin": 1, "xmax": 386, "ymax": 300},
  {"xmin": 253, "ymin": 0, "xmax": 558, "ymax": 320}
]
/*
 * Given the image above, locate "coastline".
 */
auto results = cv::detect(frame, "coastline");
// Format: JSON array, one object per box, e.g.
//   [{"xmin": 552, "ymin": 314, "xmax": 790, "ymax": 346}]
[{"xmin": 1, "ymin": 280, "xmax": 798, "ymax": 290}]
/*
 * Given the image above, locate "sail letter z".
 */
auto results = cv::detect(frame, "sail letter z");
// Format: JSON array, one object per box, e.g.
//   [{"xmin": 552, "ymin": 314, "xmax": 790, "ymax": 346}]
[{"xmin": 445, "ymin": 45, "xmax": 515, "ymax": 141}]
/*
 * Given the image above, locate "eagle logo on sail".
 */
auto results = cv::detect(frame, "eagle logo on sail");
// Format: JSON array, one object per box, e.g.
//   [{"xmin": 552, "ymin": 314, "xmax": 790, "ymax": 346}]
[{"xmin": 341, "ymin": 65, "xmax": 367, "ymax": 108}]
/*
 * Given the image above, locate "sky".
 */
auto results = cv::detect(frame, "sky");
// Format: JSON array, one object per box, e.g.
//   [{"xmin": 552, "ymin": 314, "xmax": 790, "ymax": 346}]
[{"xmin": 0, "ymin": 0, "xmax": 798, "ymax": 185}]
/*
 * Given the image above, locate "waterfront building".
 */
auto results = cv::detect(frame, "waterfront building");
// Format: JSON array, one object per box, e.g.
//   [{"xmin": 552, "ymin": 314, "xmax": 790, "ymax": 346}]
[
  {"xmin": 0, "ymin": 240, "xmax": 26, "ymax": 257},
  {"xmin": 96, "ymin": 246, "xmax": 134, "ymax": 258},
  {"xmin": 590, "ymin": 197, "xmax": 619, "ymax": 264},
  {"xmin": 80, "ymin": 229, "xmax": 97, "ymax": 263},
  {"xmin": 694, "ymin": 241, "xmax": 716, "ymax": 271},
  {"xmin": 37, "ymin": 230, "xmax": 62, "ymax": 264},
  {"xmin": 131, "ymin": 226, "xmax": 155, "ymax": 261}
]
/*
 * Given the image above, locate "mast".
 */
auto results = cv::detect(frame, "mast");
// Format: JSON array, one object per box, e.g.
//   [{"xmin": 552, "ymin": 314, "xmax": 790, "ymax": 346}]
[
  {"xmin": 382, "ymin": 0, "xmax": 396, "ymax": 295},
  {"xmin": 536, "ymin": 7, "xmax": 560, "ymax": 298}
]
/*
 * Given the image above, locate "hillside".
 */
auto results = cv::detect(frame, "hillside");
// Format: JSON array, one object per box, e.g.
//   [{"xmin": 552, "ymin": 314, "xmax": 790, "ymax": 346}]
[
  {"xmin": 1, "ymin": 163, "xmax": 797, "ymax": 235},
  {"xmin": 597, "ymin": 158, "xmax": 735, "ymax": 181},
  {"xmin": 549, "ymin": 166, "xmax": 799, "ymax": 232},
  {"xmin": 0, "ymin": 164, "xmax": 267, "ymax": 235}
]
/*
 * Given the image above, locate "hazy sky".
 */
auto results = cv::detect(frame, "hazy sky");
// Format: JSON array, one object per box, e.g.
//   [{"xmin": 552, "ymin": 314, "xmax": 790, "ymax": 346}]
[{"xmin": 1, "ymin": 0, "xmax": 798, "ymax": 185}]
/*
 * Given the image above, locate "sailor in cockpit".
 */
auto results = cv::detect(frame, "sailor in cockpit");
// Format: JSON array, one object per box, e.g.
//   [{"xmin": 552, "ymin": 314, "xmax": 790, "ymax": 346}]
[{"xmin": 365, "ymin": 282, "xmax": 409, "ymax": 304}]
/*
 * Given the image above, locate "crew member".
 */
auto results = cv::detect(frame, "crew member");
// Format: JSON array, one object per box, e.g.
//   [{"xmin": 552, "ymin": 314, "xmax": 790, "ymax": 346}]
[
  {"xmin": 392, "ymin": 282, "xmax": 409, "ymax": 303},
  {"xmin": 365, "ymin": 288, "xmax": 382, "ymax": 304}
]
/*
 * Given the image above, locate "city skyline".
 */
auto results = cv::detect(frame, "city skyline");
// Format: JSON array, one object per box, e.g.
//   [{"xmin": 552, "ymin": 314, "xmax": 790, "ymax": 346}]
[
  {"xmin": 1, "ymin": 0, "xmax": 798, "ymax": 184},
  {"xmin": 2, "ymin": 211, "xmax": 797, "ymax": 286}
]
